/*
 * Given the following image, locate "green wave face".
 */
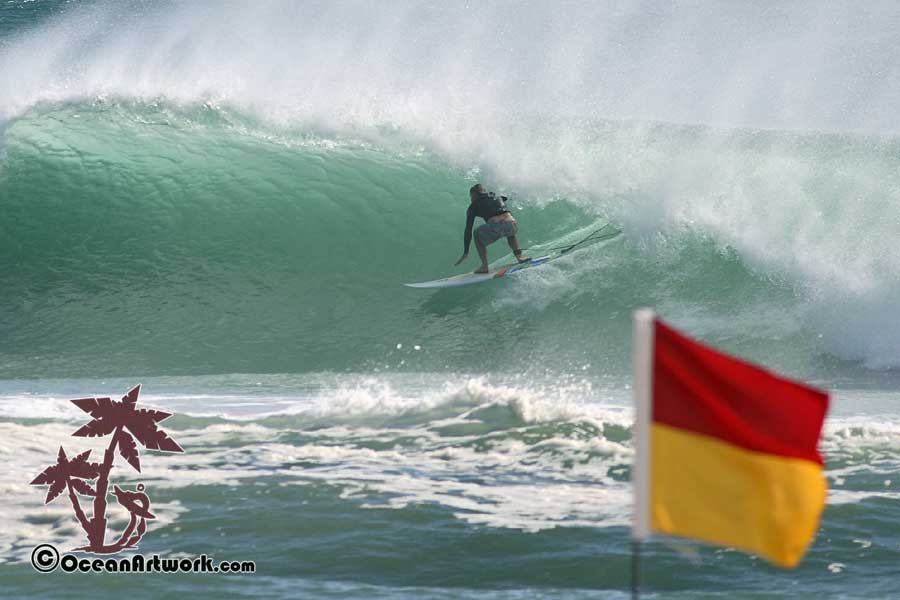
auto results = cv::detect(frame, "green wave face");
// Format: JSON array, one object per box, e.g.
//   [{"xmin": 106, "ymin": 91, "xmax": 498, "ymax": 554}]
[{"xmin": 5, "ymin": 101, "xmax": 900, "ymax": 380}]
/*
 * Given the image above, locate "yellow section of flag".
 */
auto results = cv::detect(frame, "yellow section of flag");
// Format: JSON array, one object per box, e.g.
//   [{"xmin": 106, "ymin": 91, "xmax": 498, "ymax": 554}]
[{"xmin": 651, "ymin": 423, "xmax": 827, "ymax": 568}]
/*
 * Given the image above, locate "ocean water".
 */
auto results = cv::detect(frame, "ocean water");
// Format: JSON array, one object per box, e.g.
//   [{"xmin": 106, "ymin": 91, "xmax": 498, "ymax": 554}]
[{"xmin": 2, "ymin": 1, "xmax": 900, "ymax": 598}]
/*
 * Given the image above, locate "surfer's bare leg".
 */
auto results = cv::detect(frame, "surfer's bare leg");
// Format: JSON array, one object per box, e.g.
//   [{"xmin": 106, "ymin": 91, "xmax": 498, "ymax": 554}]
[
  {"xmin": 474, "ymin": 238, "xmax": 489, "ymax": 273},
  {"xmin": 507, "ymin": 236, "xmax": 530, "ymax": 263}
]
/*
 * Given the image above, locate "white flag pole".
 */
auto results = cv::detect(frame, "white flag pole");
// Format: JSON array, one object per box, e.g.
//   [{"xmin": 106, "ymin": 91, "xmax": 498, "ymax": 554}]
[{"xmin": 631, "ymin": 308, "xmax": 656, "ymax": 599}]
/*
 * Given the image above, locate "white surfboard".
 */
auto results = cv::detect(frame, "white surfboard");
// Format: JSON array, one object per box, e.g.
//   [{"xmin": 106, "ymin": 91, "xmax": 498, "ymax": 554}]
[
  {"xmin": 403, "ymin": 223, "xmax": 621, "ymax": 289},
  {"xmin": 404, "ymin": 256, "xmax": 553, "ymax": 289}
]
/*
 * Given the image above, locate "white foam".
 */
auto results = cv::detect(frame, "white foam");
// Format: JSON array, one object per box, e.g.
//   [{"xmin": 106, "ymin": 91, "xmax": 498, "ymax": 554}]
[{"xmin": 3, "ymin": 382, "xmax": 899, "ymax": 565}]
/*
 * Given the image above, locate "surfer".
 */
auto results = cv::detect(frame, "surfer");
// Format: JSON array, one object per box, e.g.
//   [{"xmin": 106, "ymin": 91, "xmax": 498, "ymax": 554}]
[{"xmin": 455, "ymin": 184, "xmax": 530, "ymax": 273}]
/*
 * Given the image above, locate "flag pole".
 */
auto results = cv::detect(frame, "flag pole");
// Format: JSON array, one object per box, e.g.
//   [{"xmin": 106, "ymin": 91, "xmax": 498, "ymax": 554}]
[
  {"xmin": 631, "ymin": 538, "xmax": 641, "ymax": 600},
  {"xmin": 631, "ymin": 309, "xmax": 655, "ymax": 599}
]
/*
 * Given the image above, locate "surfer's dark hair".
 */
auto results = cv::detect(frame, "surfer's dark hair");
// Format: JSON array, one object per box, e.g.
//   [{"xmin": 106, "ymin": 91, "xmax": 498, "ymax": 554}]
[{"xmin": 469, "ymin": 183, "xmax": 485, "ymax": 195}]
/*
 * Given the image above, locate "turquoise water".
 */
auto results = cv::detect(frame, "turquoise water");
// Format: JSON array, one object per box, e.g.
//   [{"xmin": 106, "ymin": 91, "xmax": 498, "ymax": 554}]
[{"xmin": 2, "ymin": 1, "xmax": 900, "ymax": 598}]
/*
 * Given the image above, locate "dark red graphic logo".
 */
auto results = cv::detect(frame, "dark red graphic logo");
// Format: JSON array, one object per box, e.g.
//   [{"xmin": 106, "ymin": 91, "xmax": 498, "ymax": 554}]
[{"xmin": 30, "ymin": 385, "xmax": 183, "ymax": 554}]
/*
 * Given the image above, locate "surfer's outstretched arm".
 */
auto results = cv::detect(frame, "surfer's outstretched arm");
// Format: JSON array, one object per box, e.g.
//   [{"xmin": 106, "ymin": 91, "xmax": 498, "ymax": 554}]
[{"xmin": 456, "ymin": 205, "xmax": 476, "ymax": 265}]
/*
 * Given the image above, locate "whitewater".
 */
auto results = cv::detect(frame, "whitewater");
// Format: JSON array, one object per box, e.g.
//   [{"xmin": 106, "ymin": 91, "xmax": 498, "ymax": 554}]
[{"xmin": 2, "ymin": 1, "xmax": 900, "ymax": 598}]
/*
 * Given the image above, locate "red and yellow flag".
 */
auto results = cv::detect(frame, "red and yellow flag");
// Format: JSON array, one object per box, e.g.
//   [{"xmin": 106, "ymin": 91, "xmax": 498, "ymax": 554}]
[{"xmin": 631, "ymin": 310, "xmax": 829, "ymax": 568}]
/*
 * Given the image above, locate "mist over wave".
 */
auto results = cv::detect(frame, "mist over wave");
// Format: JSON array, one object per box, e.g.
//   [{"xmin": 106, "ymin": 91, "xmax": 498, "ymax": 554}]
[
  {"xmin": 5, "ymin": 0, "xmax": 900, "ymax": 132},
  {"xmin": 2, "ymin": 1, "xmax": 900, "ymax": 374}
]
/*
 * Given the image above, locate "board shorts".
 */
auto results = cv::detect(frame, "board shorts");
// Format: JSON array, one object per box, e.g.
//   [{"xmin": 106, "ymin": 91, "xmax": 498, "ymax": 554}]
[{"xmin": 475, "ymin": 219, "xmax": 518, "ymax": 246}]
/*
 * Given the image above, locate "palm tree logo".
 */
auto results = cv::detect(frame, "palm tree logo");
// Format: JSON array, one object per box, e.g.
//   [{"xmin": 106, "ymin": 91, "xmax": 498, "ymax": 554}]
[{"xmin": 30, "ymin": 384, "xmax": 183, "ymax": 553}]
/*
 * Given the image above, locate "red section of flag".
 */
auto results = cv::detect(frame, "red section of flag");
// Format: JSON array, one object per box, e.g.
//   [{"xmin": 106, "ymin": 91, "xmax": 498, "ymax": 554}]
[{"xmin": 653, "ymin": 319, "xmax": 829, "ymax": 465}]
